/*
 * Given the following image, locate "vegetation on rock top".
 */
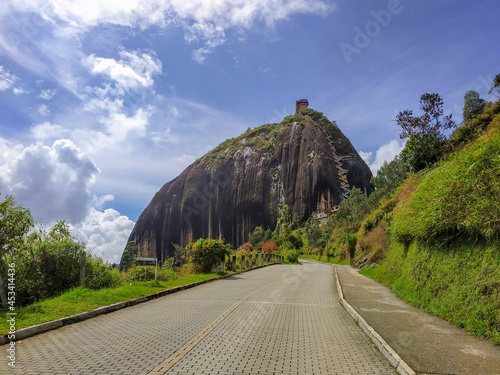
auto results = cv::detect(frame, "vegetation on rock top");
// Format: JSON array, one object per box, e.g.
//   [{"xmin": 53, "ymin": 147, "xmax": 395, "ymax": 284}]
[{"xmin": 195, "ymin": 108, "xmax": 349, "ymax": 166}]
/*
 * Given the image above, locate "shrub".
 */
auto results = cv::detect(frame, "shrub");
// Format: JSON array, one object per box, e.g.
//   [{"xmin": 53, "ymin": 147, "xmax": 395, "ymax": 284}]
[
  {"xmin": 85, "ymin": 257, "xmax": 120, "ymax": 290},
  {"xmin": 158, "ymin": 267, "xmax": 178, "ymax": 282},
  {"xmin": 241, "ymin": 242, "xmax": 254, "ymax": 252},
  {"xmin": 262, "ymin": 239, "xmax": 277, "ymax": 254},
  {"xmin": 6, "ymin": 221, "xmax": 84, "ymax": 305},
  {"xmin": 187, "ymin": 238, "xmax": 232, "ymax": 273},
  {"xmin": 126, "ymin": 265, "xmax": 157, "ymax": 282},
  {"xmin": 284, "ymin": 249, "xmax": 300, "ymax": 263}
]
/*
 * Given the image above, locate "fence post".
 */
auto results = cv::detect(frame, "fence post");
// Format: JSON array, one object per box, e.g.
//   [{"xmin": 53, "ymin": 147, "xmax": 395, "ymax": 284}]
[
  {"xmin": 220, "ymin": 261, "xmax": 225, "ymax": 272},
  {"xmin": 232, "ymin": 255, "xmax": 236, "ymax": 271},
  {"xmin": 80, "ymin": 250, "xmax": 86, "ymax": 287},
  {"xmin": 249, "ymin": 254, "xmax": 253, "ymax": 268},
  {"xmin": 260, "ymin": 253, "xmax": 264, "ymax": 266},
  {"xmin": 241, "ymin": 254, "xmax": 246, "ymax": 269}
]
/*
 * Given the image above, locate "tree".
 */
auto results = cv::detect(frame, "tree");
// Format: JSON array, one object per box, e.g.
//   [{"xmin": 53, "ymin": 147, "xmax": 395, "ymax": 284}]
[
  {"xmin": 249, "ymin": 226, "xmax": 264, "ymax": 246},
  {"xmin": 488, "ymin": 74, "xmax": 500, "ymax": 96},
  {"xmin": 172, "ymin": 243, "xmax": 187, "ymax": 268},
  {"xmin": 187, "ymin": 238, "xmax": 231, "ymax": 273},
  {"xmin": 463, "ymin": 91, "xmax": 486, "ymax": 122},
  {"xmin": 304, "ymin": 216, "xmax": 326, "ymax": 250},
  {"xmin": 276, "ymin": 204, "xmax": 292, "ymax": 234},
  {"xmin": 396, "ymin": 93, "xmax": 456, "ymax": 139},
  {"xmin": 396, "ymin": 93, "xmax": 455, "ymax": 172},
  {"xmin": 399, "ymin": 133, "xmax": 444, "ymax": 173},
  {"xmin": 120, "ymin": 241, "xmax": 138, "ymax": 271},
  {"xmin": 0, "ymin": 194, "xmax": 34, "ymax": 309},
  {"xmin": 335, "ymin": 188, "xmax": 370, "ymax": 234},
  {"xmin": 372, "ymin": 157, "xmax": 407, "ymax": 192}
]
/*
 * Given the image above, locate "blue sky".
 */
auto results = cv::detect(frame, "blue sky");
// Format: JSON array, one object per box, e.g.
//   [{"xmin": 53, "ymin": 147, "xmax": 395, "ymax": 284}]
[{"xmin": 1, "ymin": 0, "xmax": 499, "ymax": 263}]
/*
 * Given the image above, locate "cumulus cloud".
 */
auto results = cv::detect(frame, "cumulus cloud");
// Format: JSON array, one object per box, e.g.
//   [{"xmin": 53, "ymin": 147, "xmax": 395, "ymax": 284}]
[
  {"xmin": 31, "ymin": 122, "xmax": 68, "ymax": 141},
  {"xmin": 73, "ymin": 208, "xmax": 135, "ymax": 264},
  {"xmin": 360, "ymin": 139, "xmax": 405, "ymax": 175},
  {"xmin": 100, "ymin": 107, "xmax": 151, "ymax": 142},
  {"xmin": 83, "ymin": 49, "xmax": 162, "ymax": 91},
  {"xmin": 0, "ymin": 138, "xmax": 99, "ymax": 224}
]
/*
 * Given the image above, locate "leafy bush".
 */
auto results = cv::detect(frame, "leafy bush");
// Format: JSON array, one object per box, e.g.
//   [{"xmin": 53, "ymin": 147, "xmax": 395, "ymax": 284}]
[
  {"xmin": 6, "ymin": 221, "xmax": 85, "ymax": 306},
  {"xmin": 187, "ymin": 238, "xmax": 232, "ymax": 273},
  {"xmin": 85, "ymin": 257, "xmax": 121, "ymax": 290},
  {"xmin": 241, "ymin": 242, "xmax": 254, "ymax": 252},
  {"xmin": 284, "ymin": 249, "xmax": 300, "ymax": 263},
  {"xmin": 262, "ymin": 239, "xmax": 277, "ymax": 254},
  {"xmin": 125, "ymin": 265, "xmax": 157, "ymax": 282}
]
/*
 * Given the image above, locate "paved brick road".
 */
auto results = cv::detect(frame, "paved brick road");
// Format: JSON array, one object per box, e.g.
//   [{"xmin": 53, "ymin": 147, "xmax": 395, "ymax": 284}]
[{"xmin": 1, "ymin": 261, "xmax": 394, "ymax": 374}]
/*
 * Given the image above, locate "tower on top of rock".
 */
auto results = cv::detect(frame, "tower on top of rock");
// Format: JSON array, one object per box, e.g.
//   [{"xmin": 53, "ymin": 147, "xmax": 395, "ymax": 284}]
[{"xmin": 295, "ymin": 99, "xmax": 309, "ymax": 114}]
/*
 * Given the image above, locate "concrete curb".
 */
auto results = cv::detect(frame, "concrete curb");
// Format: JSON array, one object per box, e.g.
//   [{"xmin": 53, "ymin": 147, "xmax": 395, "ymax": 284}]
[
  {"xmin": 333, "ymin": 265, "xmax": 416, "ymax": 375},
  {"xmin": 1, "ymin": 263, "xmax": 277, "ymax": 345}
]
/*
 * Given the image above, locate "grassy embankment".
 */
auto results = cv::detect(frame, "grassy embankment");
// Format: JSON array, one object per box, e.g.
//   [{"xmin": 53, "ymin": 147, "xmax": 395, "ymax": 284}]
[
  {"xmin": 0, "ymin": 273, "xmax": 222, "ymax": 335},
  {"xmin": 358, "ymin": 109, "xmax": 500, "ymax": 344}
]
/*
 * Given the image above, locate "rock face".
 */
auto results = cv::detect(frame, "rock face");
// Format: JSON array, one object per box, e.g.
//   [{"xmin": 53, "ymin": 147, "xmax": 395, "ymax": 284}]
[{"xmin": 125, "ymin": 110, "xmax": 372, "ymax": 262}]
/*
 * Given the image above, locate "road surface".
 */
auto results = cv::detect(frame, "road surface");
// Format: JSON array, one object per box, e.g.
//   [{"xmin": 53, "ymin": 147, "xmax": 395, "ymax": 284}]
[{"xmin": 1, "ymin": 261, "xmax": 394, "ymax": 374}]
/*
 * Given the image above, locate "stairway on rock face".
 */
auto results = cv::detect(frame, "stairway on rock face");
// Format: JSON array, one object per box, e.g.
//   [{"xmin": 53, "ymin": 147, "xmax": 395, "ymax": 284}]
[{"xmin": 318, "ymin": 125, "xmax": 350, "ymax": 199}]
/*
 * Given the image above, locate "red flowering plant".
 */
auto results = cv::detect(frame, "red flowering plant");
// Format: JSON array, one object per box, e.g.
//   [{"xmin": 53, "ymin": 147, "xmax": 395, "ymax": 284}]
[
  {"xmin": 262, "ymin": 239, "xmax": 277, "ymax": 254},
  {"xmin": 241, "ymin": 242, "xmax": 254, "ymax": 252}
]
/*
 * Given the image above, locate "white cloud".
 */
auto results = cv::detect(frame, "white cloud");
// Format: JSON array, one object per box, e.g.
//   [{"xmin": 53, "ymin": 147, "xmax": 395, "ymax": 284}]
[
  {"xmin": 83, "ymin": 49, "xmax": 162, "ymax": 90},
  {"xmin": 0, "ymin": 138, "xmax": 100, "ymax": 224},
  {"xmin": 73, "ymin": 208, "xmax": 135, "ymax": 264},
  {"xmin": 92, "ymin": 194, "xmax": 115, "ymax": 210},
  {"xmin": 99, "ymin": 107, "xmax": 151, "ymax": 143},
  {"xmin": 84, "ymin": 96, "xmax": 124, "ymax": 114},
  {"xmin": 31, "ymin": 122, "xmax": 68, "ymax": 141},
  {"xmin": 13, "ymin": 87, "xmax": 28, "ymax": 95},
  {"xmin": 37, "ymin": 88, "xmax": 57, "ymax": 100},
  {"xmin": 185, "ymin": 22, "xmax": 226, "ymax": 63},
  {"xmin": 4, "ymin": 0, "xmax": 334, "ymax": 62},
  {"xmin": 37, "ymin": 104, "xmax": 50, "ymax": 116},
  {"xmin": 0, "ymin": 66, "xmax": 18, "ymax": 91},
  {"xmin": 360, "ymin": 139, "xmax": 405, "ymax": 175}
]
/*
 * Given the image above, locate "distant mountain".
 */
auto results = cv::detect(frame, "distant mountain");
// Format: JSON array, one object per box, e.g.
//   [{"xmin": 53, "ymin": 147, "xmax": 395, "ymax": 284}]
[{"xmin": 124, "ymin": 107, "xmax": 372, "ymax": 262}]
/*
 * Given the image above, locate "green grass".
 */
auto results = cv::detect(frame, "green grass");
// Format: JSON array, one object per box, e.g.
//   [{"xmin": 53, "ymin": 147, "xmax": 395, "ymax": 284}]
[
  {"xmin": 360, "ymin": 240, "xmax": 500, "ymax": 345},
  {"xmin": 0, "ymin": 273, "xmax": 222, "ymax": 335},
  {"xmin": 300, "ymin": 253, "xmax": 350, "ymax": 265},
  {"xmin": 392, "ymin": 114, "xmax": 500, "ymax": 242}
]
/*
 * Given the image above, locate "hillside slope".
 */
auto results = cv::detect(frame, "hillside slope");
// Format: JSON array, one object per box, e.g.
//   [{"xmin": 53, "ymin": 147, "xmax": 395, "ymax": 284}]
[{"xmin": 358, "ymin": 106, "xmax": 500, "ymax": 344}]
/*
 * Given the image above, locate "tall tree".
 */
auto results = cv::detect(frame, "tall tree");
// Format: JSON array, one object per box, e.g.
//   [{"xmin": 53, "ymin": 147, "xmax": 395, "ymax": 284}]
[
  {"xmin": 463, "ymin": 91, "xmax": 486, "ymax": 122},
  {"xmin": 396, "ymin": 93, "xmax": 456, "ymax": 139},
  {"xmin": 120, "ymin": 241, "xmax": 138, "ymax": 271},
  {"xmin": 396, "ymin": 93, "xmax": 455, "ymax": 172}
]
